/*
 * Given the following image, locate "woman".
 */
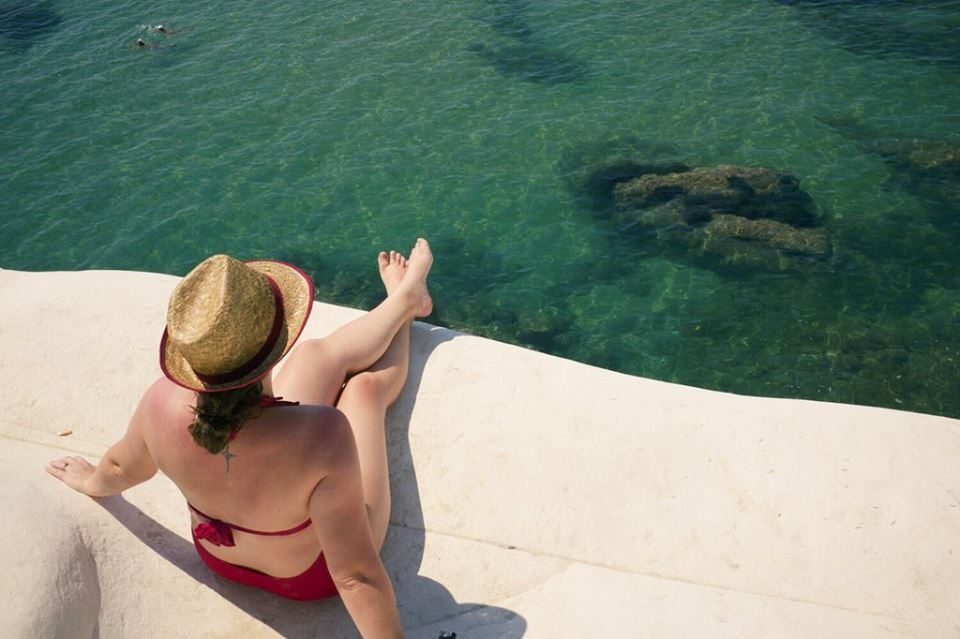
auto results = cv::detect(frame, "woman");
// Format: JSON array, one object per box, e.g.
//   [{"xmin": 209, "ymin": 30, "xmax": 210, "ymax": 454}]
[{"xmin": 46, "ymin": 238, "xmax": 434, "ymax": 639}]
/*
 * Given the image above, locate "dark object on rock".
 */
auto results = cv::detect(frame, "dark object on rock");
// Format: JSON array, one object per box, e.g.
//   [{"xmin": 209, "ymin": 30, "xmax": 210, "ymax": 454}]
[
  {"xmin": 614, "ymin": 165, "xmax": 819, "ymax": 228},
  {"xmin": 437, "ymin": 632, "xmax": 457, "ymax": 639},
  {"xmin": 0, "ymin": 1, "xmax": 61, "ymax": 44}
]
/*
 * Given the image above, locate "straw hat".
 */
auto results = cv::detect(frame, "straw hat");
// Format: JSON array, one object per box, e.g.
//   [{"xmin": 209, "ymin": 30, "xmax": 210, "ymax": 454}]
[{"xmin": 160, "ymin": 255, "xmax": 313, "ymax": 392}]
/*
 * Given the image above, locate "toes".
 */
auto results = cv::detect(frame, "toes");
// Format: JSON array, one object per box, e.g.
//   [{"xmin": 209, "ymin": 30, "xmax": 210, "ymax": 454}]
[
  {"xmin": 381, "ymin": 247, "xmax": 415, "ymax": 272},
  {"xmin": 410, "ymin": 238, "xmax": 428, "ymax": 258}
]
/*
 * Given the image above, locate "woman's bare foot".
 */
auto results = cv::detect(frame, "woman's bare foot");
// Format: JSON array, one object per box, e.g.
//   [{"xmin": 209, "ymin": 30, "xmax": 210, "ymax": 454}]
[
  {"xmin": 376, "ymin": 238, "xmax": 433, "ymax": 318},
  {"xmin": 378, "ymin": 250, "xmax": 408, "ymax": 295}
]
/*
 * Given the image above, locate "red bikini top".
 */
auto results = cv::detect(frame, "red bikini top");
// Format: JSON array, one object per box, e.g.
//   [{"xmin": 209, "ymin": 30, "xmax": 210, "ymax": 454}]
[
  {"xmin": 189, "ymin": 503, "xmax": 312, "ymax": 547},
  {"xmin": 191, "ymin": 395, "xmax": 310, "ymax": 547}
]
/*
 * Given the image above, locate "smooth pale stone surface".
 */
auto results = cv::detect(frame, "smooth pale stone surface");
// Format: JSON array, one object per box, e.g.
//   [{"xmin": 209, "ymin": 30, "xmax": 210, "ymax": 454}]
[
  {"xmin": 0, "ymin": 441, "xmax": 100, "ymax": 639},
  {"xmin": 0, "ymin": 267, "xmax": 958, "ymax": 638}
]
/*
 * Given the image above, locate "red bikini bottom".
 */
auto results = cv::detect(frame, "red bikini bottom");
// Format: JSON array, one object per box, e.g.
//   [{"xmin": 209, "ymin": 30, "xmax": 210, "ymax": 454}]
[{"xmin": 192, "ymin": 533, "xmax": 338, "ymax": 601}]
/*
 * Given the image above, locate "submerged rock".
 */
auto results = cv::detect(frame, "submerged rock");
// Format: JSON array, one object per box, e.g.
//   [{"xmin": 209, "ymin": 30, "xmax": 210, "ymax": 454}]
[
  {"xmin": 898, "ymin": 142, "xmax": 960, "ymax": 175},
  {"xmin": 467, "ymin": 40, "xmax": 584, "ymax": 84},
  {"xmin": 705, "ymin": 214, "xmax": 831, "ymax": 255},
  {"xmin": 474, "ymin": 0, "xmax": 533, "ymax": 39},
  {"xmin": 614, "ymin": 165, "xmax": 819, "ymax": 228},
  {"xmin": 821, "ymin": 116, "xmax": 960, "ymax": 176},
  {"xmin": 0, "ymin": 1, "xmax": 61, "ymax": 45},
  {"xmin": 560, "ymin": 142, "xmax": 831, "ymax": 272},
  {"xmin": 820, "ymin": 116, "xmax": 960, "ymax": 229},
  {"xmin": 558, "ymin": 136, "xmax": 691, "ymax": 210},
  {"xmin": 468, "ymin": 0, "xmax": 587, "ymax": 84},
  {"xmin": 577, "ymin": 160, "xmax": 691, "ymax": 211},
  {"xmin": 610, "ymin": 164, "xmax": 830, "ymax": 271},
  {"xmin": 631, "ymin": 204, "xmax": 831, "ymax": 271},
  {"xmin": 774, "ymin": 0, "xmax": 960, "ymax": 68}
]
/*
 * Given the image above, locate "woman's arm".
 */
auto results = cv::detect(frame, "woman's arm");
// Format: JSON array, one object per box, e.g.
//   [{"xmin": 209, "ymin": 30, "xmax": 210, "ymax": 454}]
[
  {"xmin": 46, "ymin": 389, "xmax": 159, "ymax": 497},
  {"xmin": 308, "ymin": 410, "xmax": 403, "ymax": 638}
]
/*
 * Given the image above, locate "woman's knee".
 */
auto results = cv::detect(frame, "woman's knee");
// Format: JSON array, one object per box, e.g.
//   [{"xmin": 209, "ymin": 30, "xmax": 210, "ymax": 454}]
[
  {"xmin": 343, "ymin": 368, "xmax": 407, "ymax": 409},
  {"xmin": 290, "ymin": 338, "xmax": 325, "ymax": 360},
  {"xmin": 285, "ymin": 338, "xmax": 340, "ymax": 372},
  {"xmin": 340, "ymin": 370, "xmax": 388, "ymax": 400}
]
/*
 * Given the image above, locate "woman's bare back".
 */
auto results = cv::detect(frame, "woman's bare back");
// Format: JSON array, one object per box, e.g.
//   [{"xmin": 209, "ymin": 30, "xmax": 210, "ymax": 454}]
[{"xmin": 142, "ymin": 377, "xmax": 344, "ymax": 577}]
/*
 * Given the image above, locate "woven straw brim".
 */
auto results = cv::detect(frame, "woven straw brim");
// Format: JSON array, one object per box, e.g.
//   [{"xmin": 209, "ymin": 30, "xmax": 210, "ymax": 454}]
[{"xmin": 160, "ymin": 260, "xmax": 314, "ymax": 392}]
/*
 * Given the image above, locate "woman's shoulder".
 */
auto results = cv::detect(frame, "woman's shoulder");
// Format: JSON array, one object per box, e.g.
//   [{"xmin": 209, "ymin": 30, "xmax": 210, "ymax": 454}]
[
  {"xmin": 138, "ymin": 377, "xmax": 196, "ymax": 435},
  {"xmin": 261, "ymin": 402, "xmax": 350, "ymax": 447},
  {"xmin": 143, "ymin": 377, "xmax": 195, "ymax": 409}
]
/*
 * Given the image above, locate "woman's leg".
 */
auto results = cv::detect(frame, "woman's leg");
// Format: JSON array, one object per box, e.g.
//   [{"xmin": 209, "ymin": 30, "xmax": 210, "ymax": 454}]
[
  {"xmin": 334, "ymin": 320, "xmax": 411, "ymax": 549},
  {"xmin": 273, "ymin": 240, "xmax": 432, "ymax": 406}
]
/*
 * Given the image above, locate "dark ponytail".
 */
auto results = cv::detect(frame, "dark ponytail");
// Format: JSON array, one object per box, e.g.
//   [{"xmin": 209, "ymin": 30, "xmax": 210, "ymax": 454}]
[{"xmin": 189, "ymin": 382, "xmax": 263, "ymax": 454}]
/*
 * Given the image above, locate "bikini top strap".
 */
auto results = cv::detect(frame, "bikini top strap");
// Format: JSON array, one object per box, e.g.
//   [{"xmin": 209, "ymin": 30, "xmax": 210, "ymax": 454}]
[
  {"xmin": 188, "ymin": 502, "xmax": 312, "ymax": 536},
  {"xmin": 258, "ymin": 395, "xmax": 301, "ymax": 408}
]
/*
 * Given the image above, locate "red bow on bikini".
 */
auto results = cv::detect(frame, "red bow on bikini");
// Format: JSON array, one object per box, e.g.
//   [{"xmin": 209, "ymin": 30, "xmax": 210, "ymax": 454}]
[{"xmin": 194, "ymin": 520, "xmax": 236, "ymax": 547}]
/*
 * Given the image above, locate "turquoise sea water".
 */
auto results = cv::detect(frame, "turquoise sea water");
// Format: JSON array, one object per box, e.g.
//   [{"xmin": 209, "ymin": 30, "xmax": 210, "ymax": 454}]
[{"xmin": 2, "ymin": 1, "xmax": 959, "ymax": 417}]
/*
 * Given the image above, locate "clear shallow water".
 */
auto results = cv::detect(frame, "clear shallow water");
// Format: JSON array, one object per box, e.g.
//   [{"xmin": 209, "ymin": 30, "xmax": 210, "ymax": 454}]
[{"xmin": 2, "ymin": 1, "xmax": 959, "ymax": 417}]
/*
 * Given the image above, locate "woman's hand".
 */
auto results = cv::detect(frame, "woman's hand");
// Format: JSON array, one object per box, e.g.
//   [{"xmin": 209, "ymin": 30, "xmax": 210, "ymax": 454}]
[
  {"xmin": 46, "ymin": 456, "xmax": 97, "ymax": 495},
  {"xmin": 44, "ymin": 383, "xmax": 160, "ymax": 497}
]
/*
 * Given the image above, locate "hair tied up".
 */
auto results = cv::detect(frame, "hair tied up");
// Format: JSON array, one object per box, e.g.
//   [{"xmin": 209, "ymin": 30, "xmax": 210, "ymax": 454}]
[{"xmin": 188, "ymin": 382, "xmax": 264, "ymax": 454}]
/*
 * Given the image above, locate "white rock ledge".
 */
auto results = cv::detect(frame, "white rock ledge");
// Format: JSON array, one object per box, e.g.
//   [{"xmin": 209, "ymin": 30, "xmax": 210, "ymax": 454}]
[{"xmin": 0, "ymin": 267, "xmax": 957, "ymax": 638}]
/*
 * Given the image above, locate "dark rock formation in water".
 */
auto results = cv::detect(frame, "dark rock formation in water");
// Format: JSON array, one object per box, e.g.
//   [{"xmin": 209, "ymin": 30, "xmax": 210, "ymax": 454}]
[
  {"xmin": 775, "ymin": 0, "xmax": 960, "ymax": 68},
  {"xmin": 820, "ymin": 116, "xmax": 960, "ymax": 230},
  {"xmin": 612, "ymin": 165, "xmax": 830, "ymax": 271},
  {"xmin": 466, "ymin": 0, "xmax": 586, "ymax": 84},
  {"xmin": 708, "ymin": 214, "xmax": 830, "ymax": 254},
  {"xmin": 614, "ymin": 165, "xmax": 819, "ymax": 228},
  {"xmin": 466, "ymin": 40, "xmax": 584, "ymax": 84},
  {"xmin": 558, "ymin": 136, "xmax": 690, "ymax": 210},
  {"xmin": 576, "ymin": 160, "xmax": 691, "ymax": 210},
  {"xmin": 475, "ymin": 0, "xmax": 533, "ymax": 39},
  {"xmin": 559, "ymin": 139, "xmax": 830, "ymax": 272},
  {"xmin": 0, "ymin": 1, "xmax": 61, "ymax": 46},
  {"xmin": 820, "ymin": 116, "xmax": 959, "ymax": 177}
]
